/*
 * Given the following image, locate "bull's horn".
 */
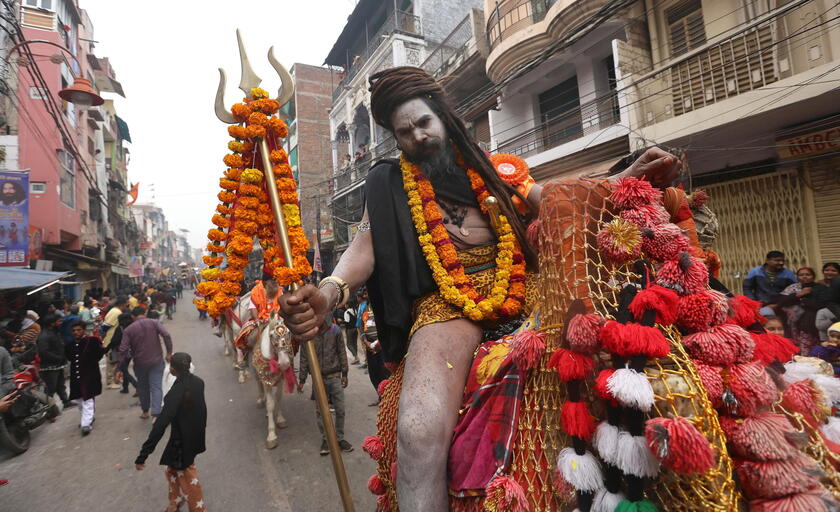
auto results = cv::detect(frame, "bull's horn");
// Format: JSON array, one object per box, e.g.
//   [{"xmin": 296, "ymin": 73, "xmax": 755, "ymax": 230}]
[
  {"xmin": 214, "ymin": 68, "xmax": 237, "ymax": 125},
  {"xmin": 268, "ymin": 46, "xmax": 295, "ymax": 109}
]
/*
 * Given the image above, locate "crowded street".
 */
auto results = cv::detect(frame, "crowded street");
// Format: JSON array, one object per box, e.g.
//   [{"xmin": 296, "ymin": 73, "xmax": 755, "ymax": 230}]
[{"xmin": 0, "ymin": 295, "xmax": 378, "ymax": 512}]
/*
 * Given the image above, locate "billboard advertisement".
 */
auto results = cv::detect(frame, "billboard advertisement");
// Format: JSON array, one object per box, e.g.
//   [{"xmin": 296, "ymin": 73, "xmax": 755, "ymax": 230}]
[
  {"xmin": 0, "ymin": 171, "xmax": 29, "ymax": 266},
  {"xmin": 129, "ymin": 256, "xmax": 144, "ymax": 278}
]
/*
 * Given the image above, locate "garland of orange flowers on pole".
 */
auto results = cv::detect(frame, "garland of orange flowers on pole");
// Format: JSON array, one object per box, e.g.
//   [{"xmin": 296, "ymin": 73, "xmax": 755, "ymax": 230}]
[
  {"xmin": 400, "ymin": 155, "xmax": 526, "ymax": 322},
  {"xmin": 195, "ymin": 88, "xmax": 311, "ymax": 318}
]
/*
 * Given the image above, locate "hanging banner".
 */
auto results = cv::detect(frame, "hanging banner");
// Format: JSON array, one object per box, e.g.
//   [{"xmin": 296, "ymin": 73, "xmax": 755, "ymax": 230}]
[
  {"xmin": 28, "ymin": 225, "xmax": 42, "ymax": 261},
  {"xmin": 312, "ymin": 231, "xmax": 323, "ymax": 273},
  {"xmin": 129, "ymin": 256, "xmax": 144, "ymax": 278},
  {"xmin": 0, "ymin": 171, "xmax": 29, "ymax": 266}
]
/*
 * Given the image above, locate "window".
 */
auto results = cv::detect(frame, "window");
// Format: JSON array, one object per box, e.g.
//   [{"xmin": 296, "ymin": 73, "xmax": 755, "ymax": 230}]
[
  {"xmin": 25, "ymin": 0, "xmax": 53, "ymax": 10},
  {"xmin": 538, "ymin": 77, "xmax": 582, "ymax": 145},
  {"xmin": 666, "ymin": 0, "xmax": 706, "ymax": 57},
  {"xmin": 58, "ymin": 150, "xmax": 75, "ymax": 208},
  {"xmin": 30, "ymin": 182, "xmax": 46, "ymax": 194},
  {"xmin": 29, "ymin": 86, "xmax": 48, "ymax": 99}
]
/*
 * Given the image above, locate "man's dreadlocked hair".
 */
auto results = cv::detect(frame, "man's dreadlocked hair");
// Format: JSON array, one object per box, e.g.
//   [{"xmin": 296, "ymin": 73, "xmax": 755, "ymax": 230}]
[{"xmin": 369, "ymin": 66, "xmax": 537, "ymax": 267}]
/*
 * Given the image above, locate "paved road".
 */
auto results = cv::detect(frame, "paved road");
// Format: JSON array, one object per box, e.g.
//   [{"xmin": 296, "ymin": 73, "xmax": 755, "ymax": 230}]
[{"xmin": 0, "ymin": 296, "xmax": 379, "ymax": 511}]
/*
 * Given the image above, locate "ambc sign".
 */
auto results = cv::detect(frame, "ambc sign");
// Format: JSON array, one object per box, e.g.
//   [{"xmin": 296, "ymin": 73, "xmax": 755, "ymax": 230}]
[{"xmin": 777, "ymin": 126, "xmax": 840, "ymax": 159}]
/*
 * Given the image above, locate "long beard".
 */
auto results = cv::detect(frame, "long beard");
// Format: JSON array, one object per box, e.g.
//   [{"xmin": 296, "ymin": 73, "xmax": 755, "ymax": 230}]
[{"xmin": 407, "ymin": 139, "xmax": 456, "ymax": 180}]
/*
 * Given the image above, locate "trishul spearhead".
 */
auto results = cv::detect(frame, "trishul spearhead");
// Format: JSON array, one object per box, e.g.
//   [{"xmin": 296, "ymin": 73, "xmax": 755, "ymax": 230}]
[{"xmin": 214, "ymin": 28, "xmax": 295, "ymax": 124}]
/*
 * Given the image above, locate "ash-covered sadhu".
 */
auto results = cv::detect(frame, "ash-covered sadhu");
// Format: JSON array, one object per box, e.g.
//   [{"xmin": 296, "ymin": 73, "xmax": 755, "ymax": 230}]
[{"xmin": 279, "ymin": 65, "xmax": 683, "ymax": 510}]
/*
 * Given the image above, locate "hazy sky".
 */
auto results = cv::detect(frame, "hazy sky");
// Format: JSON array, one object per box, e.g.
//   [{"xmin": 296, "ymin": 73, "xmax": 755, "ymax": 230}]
[{"xmin": 79, "ymin": 0, "xmax": 356, "ymax": 249}]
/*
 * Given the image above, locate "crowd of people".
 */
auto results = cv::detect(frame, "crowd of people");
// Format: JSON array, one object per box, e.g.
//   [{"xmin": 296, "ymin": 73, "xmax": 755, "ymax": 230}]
[{"xmin": 743, "ymin": 251, "xmax": 840, "ymax": 372}]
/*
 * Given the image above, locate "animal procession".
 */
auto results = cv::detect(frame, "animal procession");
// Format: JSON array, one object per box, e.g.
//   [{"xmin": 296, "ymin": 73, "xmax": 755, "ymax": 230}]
[{"xmin": 192, "ymin": 31, "xmax": 840, "ymax": 512}]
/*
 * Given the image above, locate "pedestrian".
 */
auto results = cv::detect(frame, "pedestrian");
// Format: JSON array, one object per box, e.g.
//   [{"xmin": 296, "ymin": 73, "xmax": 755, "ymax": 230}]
[
  {"xmin": 66, "ymin": 322, "xmax": 105, "ymax": 435},
  {"xmin": 102, "ymin": 295, "xmax": 129, "ymax": 390},
  {"xmin": 810, "ymin": 323, "xmax": 840, "ymax": 376},
  {"xmin": 776, "ymin": 267, "xmax": 828, "ymax": 355},
  {"xmin": 112, "ymin": 313, "xmax": 138, "ymax": 395},
  {"xmin": 0, "ymin": 389, "xmax": 18, "ymax": 487},
  {"xmin": 340, "ymin": 304, "xmax": 360, "ymax": 365},
  {"xmin": 60, "ymin": 304, "xmax": 81, "ymax": 344},
  {"xmin": 10, "ymin": 310, "xmax": 40, "ymax": 354},
  {"xmin": 119, "ymin": 307, "xmax": 173, "ymax": 419},
  {"xmin": 176, "ymin": 280, "xmax": 184, "ymax": 300},
  {"xmin": 0, "ymin": 346, "xmax": 15, "ymax": 396},
  {"xmin": 36, "ymin": 313, "xmax": 73, "ymax": 409},
  {"xmin": 135, "ymin": 352, "xmax": 207, "ymax": 512},
  {"xmin": 359, "ymin": 304, "xmax": 390, "ymax": 405},
  {"xmin": 298, "ymin": 318, "xmax": 353, "ymax": 455},
  {"xmin": 821, "ymin": 262, "xmax": 840, "ymax": 286},
  {"xmin": 742, "ymin": 250, "xmax": 796, "ymax": 317}
]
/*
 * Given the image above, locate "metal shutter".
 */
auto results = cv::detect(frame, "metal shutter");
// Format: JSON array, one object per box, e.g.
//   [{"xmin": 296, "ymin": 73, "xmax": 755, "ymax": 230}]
[{"xmin": 808, "ymin": 157, "xmax": 840, "ymax": 264}]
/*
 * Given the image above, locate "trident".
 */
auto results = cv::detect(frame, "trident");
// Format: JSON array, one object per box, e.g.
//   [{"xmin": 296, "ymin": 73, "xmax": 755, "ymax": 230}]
[{"xmin": 214, "ymin": 30, "xmax": 355, "ymax": 512}]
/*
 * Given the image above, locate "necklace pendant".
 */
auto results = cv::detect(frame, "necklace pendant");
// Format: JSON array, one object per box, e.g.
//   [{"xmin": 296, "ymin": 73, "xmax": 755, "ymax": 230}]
[{"xmin": 459, "ymin": 226, "xmax": 470, "ymax": 237}]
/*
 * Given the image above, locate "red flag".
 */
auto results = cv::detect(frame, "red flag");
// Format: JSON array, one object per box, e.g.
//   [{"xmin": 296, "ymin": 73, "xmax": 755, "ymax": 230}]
[{"xmin": 127, "ymin": 182, "xmax": 139, "ymax": 206}]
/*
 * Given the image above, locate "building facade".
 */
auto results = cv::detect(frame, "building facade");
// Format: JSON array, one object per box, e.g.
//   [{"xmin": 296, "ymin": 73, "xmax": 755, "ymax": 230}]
[{"xmin": 325, "ymin": 0, "xmax": 484, "ymax": 254}]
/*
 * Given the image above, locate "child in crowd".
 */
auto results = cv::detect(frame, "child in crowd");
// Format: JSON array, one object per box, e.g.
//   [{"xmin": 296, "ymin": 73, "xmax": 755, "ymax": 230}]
[
  {"xmin": 810, "ymin": 322, "xmax": 840, "ymax": 376},
  {"xmin": 764, "ymin": 317, "xmax": 785, "ymax": 337}
]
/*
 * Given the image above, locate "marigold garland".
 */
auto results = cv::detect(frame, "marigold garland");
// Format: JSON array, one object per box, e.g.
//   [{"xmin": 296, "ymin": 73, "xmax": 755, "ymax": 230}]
[
  {"xmin": 400, "ymin": 155, "xmax": 525, "ymax": 321},
  {"xmin": 196, "ymin": 89, "xmax": 311, "ymax": 317}
]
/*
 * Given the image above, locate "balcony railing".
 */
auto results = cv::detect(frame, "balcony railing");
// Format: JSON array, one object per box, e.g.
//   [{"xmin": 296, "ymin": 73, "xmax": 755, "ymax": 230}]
[
  {"xmin": 486, "ymin": 0, "xmax": 556, "ymax": 51},
  {"xmin": 332, "ymin": 136, "xmax": 399, "ymax": 196},
  {"xmin": 422, "ymin": 14, "xmax": 473, "ymax": 79},
  {"xmin": 332, "ymin": 10, "xmax": 423, "ymax": 101},
  {"xmin": 495, "ymin": 92, "xmax": 620, "ymax": 158}
]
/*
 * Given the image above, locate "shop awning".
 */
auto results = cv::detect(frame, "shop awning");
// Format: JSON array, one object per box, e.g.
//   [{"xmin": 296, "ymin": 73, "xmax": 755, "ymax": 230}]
[
  {"xmin": 0, "ymin": 268, "xmax": 73, "ymax": 291},
  {"xmin": 111, "ymin": 265, "xmax": 130, "ymax": 276}
]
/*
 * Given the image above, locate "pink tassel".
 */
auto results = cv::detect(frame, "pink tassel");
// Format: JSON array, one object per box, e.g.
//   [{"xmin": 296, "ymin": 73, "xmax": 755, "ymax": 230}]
[
  {"xmin": 566, "ymin": 314, "xmax": 604, "ymax": 354},
  {"xmin": 377, "ymin": 378, "xmax": 390, "ymax": 397},
  {"xmin": 283, "ymin": 366, "xmax": 296, "ymax": 394},
  {"xmin": 695, "ymin": 363, "xmax": 724, "ymax": 408},
  {"xmin": 628, "ymin": 285, "xmax": 679, "ymax": 326},
  {"xmin": 510, "ymin": 330, "xmax": 546, "ymax": 372},
  {"xmin": 682, "ymin": 324, "xmax": 755, "ymax": 366},
  {"xmin": 640, "ymin": 223, "xmax": 691, "ymax": 262},
  {"xmin": 676, "ymin": 290, "xmax": 729, "ymax": 333},
  {"xmin": 720, "ymin": 412, "xmax": 798, "ymax": 462},
  {"xmin": 376, "ymin": 493, "xmax": 391, "ymax": 512},
  {"xmin": 620, "ymin": 203, "xmax": 670, "ymax": 228},
  {"xmin": 596, "ymin": 219, "xmax": 642, "ymax": 264},
  {"xmin": 611, "ymin": 176, "xmax": 662, "ymax": 209},
  {"xmin": 645, "ymin": 417, "xmax": 714, "ymax": 474},
  {"xmin": 689, "ymin": 190, "xmax": 709, "ymax": 209},
  {"xmin": 390, "ymin": 460, "xmax": 398, "ymax": 482},
  {"xmin": 362, "ymin": 435, "xmax": 383, "ymax": 461},
  {"xmin": 727, "ymin": 362, "xmax": 780, "ymax": 417},
  {"xmin": 368, "ymin": 474, "xmax": 386, "ymax": 495},
  {"xmin": 749, "ymin": 490, "xmax": 832, "ymax": 512},
  {"xmin": 484, "ymin": 474, "xmax": 531, "ymax": 512},
  {"xmin": 736, "ymin": 454, "xmax": 821, "ymax": 500},
  {"xmin": 655, "ymin": 253, "xmax": 709, "ymax": 296}
]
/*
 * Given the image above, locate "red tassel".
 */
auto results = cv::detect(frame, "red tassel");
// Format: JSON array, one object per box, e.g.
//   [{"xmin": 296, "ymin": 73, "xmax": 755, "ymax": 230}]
[
  {"xmin": 735, "ymin": 454, "xmax": 821, "ymax": 500},
  {"xmin": 750, "ymin": 332, "xmax": 798, "ymax": 366},
  {"xmin": 727, "ymin": 362, "xmax": 780, "ymax": 417},
  {"xmin": 782, "ymin": 379, "xmax": 829, "ymax": 425},
  {"xmin": 749, "ymin": 490, "xmax": 829, "ymax": 512},
  {"xmin": 682, "ymin": 324, "xmax": 755, "ymax": 366},
  {"xmin": 390, "ymin": 460, "xmax": 398, "ymax": 482},
  {"xmin": 368, "ymin": 474, "xmax": 386, "ymax": 495},
  {"xmin": 548, "ymin": 348, "xmax": 594, "ymax": 382},
  {"xmin": 566, "ymin": 313, "xmax": 604, "ymax": 354},
  {"xmin": 384, "ymin": 361, "xmax": 397, "ymax": 373},
  {"xmin": 561, "ymin": 400, "xmax": 596, "ymax": 440},
  {"xmin": 611, "ymin": 177, "xmax": 662, "ymax": 209},
  {"xmin": 655, "ymin": 254, "xmax": 709, "ymax": 296},
  {"xmin": 599, "ymin": 321, "xmax": 670, "ymax": 358},
  {"xmin": 727, "ymin": 296, "xmax": 766, "ymax": 328},
  {"xmin": 640, "ymin": 223, "xmax": 691, "ymax": 262},
  {"xmin": 645, "ymin": 416, "xmax": 714, "ymax": 474},
  {"xmin": 676, "ymin": 290, "xmax": 729, "ymax": 333},
  {"xmin": 377, "ymin": 378, "xmax": 390, "ymax": 397},
  {"xmin": 620, "ymin": 203, "xmax": 670, "ymax": 229},
  {"xmin": 376, "ymin": 493, "xmax": 391, "ymax": 512},
  {"xmin": 720, "ymin": 412, "xmax": 799, "ymax": 462},
  {"xmin": 594, "ymin": 369, "xmax": 617, "ymax": 402},
  {"xmin": 511, "ymin": 330, "xmax": 546, "ymax": 372},
  {"xmin": 484, "ymin": 474, "xmax": 530, "ymax": 512},
  {"xmin": 362, "ymin": 435, "xmax": 384, "ymax": 461},
  {"xmin": 629, "ymin": 285, "xmax": 679, "ymax": 326},
  {"xmin": 695, "ymin": 363, "xmax": 724, "ymax": 408}
]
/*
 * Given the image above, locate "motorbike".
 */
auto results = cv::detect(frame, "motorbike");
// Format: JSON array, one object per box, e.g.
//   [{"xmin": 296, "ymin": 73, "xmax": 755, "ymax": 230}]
[{"xmin": 0, "ymin": 346, "xmax": 60, "ymax": 455}]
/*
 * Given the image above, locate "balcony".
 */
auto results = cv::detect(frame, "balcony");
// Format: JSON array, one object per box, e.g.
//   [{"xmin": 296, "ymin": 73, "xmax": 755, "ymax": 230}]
[
  {"xmin": 332, "ymin": 10, "xmax": 423, "ymax": 101},
  {"xmin": 495, "ymin": 92, "xmax": 620, "ymax": 158},
  {"xmin": 332, "ymin": 135, "xmax": 398, "ymax": 197},
  {"xmin": 422, "ymin": 14, "xmax": 474, "ymax": 79}
]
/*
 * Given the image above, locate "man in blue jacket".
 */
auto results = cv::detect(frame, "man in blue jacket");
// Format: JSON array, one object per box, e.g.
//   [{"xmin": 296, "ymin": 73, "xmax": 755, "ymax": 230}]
[{"xmin": 743, "ymin": 250, "xmax": 796, "ymax": 316}]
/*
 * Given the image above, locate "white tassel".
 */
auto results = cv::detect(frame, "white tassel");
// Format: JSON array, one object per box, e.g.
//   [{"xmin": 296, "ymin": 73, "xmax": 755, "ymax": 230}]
[
  {"xmin": 591, "ymin": 488, "xmax": 626, "ymax": 512},
  {"xmin": 813, "ymin": 374, "xmax": 840, "ymax": 406},
  {"xmin": 822, "ymin": 417, "xmax": 840, "ymax": 445},
  {"xmin": 615, "ymin": 431, "xmax": 660, "ymax": 478},
  {"xmin": 593, "ymin": 421, "xmax": 620, "ymax": 466},
  {"xmin": 607, "ymin": 368, "xmax": 655, "ymax": 412},
  {"xmin": 557, "ymin": 447, "xmax": 604, "ymax": 493},
  {"xmin": 783, "ymin": 361, "xmax": 826, "ymax": 384}
]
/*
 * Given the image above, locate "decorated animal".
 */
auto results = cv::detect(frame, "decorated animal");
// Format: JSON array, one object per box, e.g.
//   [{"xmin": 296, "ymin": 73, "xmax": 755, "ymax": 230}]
[
  {"xmin": 219, "ymin": 291, "xmax": 253, "ymax": 384},
  {"xmin": 252, "ymin": 311, "xmax": 295, "ymax": 449}
]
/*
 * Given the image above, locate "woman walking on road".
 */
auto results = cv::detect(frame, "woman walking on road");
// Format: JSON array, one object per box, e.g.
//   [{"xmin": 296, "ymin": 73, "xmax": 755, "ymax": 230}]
[{"xmin": 135, "ymin": 352, "xmax": 207, "ymax": 512}]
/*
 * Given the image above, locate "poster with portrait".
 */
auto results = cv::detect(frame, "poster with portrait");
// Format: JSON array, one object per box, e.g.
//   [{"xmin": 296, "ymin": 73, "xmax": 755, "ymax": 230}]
[
  {"xmin": 129, "ymin": 256, "xmax": 144, "ymax": 278},
  {"xmin": 0, "ymin": 170, "xmax": 29, "ymax": 266}
]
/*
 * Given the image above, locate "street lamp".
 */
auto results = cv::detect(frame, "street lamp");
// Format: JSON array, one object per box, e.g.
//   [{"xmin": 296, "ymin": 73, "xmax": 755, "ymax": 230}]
[{"xmin": 7, "ymin": 39, "xmax": 104, "ymax": 106}]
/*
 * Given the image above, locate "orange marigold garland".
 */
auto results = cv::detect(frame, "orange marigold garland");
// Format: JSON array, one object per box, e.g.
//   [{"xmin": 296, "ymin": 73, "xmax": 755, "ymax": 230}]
[
  {"xmin": 196, "ymin": 88, "xmax": 310, "ymax": 317},
  {"xmin": 401, "ymin": 155, "xmax": 525, "ymax": 322}
]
